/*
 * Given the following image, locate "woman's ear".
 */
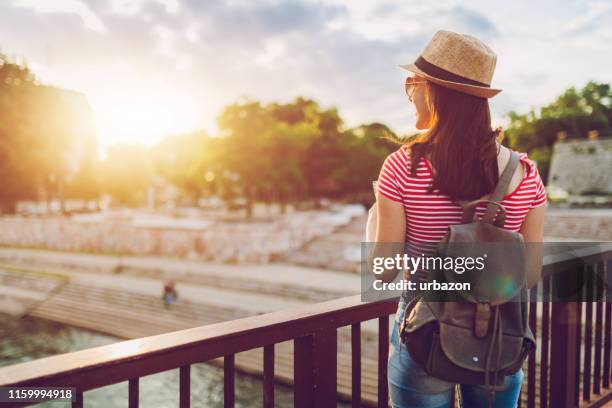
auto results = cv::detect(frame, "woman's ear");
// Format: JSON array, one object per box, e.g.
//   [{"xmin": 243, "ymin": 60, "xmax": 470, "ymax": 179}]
[
  {"xmin": 495, "ymin": 127, "xmax": 505, "ymax": 143},
  {"xmin": 424, "ymin": 84, "xmax": 436, "ymax": 128}
]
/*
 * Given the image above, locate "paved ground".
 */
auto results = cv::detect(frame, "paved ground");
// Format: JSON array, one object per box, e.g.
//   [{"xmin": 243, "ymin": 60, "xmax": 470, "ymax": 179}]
[{"xmin": 0, "ymin": 247, "xmax": 361, "ymax": 308}]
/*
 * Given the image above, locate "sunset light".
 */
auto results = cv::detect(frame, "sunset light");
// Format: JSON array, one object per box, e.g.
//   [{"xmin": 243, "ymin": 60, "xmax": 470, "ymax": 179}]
[
  {"xmin": 0, "ymin": 1, "xmax": 611, "ymax": 407},
  {"xmin": 91, "ymin": 86, "xmax": 202, "ymax": 146}
]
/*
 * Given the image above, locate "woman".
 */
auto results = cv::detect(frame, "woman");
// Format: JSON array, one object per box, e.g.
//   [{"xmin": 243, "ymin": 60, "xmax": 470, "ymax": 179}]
[{"xmin": 375, "ymin": 30, "xmax": 547, "ymax": 407}]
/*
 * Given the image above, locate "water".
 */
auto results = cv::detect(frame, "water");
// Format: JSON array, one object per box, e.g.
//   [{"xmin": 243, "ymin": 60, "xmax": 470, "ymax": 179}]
[{"xmin": 0, "ymin": 315, "xmax": 313, "ymax": 408}]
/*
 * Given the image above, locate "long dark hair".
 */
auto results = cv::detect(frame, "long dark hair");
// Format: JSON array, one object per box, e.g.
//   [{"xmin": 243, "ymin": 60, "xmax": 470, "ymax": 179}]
[{"xmin": 408, "ymin": 81, "xmax": 502, "ymax": 202}]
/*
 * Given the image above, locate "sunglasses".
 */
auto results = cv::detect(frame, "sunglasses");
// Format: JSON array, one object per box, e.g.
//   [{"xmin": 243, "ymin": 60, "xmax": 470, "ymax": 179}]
[{"xmin": 405, "ymin": 77, "xmax": 427, "ymax": 102}]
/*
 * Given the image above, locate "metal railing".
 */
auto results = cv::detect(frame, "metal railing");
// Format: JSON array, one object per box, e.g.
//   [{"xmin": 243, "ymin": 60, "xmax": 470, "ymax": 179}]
[{"xmin": 0, "ymin": 246, "xmax": 611, "ymax": 408}]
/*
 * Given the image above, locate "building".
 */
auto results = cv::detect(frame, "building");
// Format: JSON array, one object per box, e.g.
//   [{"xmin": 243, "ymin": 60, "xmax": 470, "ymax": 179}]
[{"xmin": 548, "ymin": 137, "xmax": 612, "ymax": 195}]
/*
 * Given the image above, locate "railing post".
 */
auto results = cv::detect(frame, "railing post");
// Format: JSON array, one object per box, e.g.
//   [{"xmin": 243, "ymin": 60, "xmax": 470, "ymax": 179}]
[
  {"xmin": 179, "ymin": 365, "xmax": 190, "ymax": 408},
  {"xmin": 378, "ymin": 315, "xmax": 389, "ymax": 408},
  {"xmin": 313, "ymin": 328, "xmax": 338, "ymax": 407},
  {"xmin": 129, "ymin": 378, "xmax": 139, "ymax": 408},
  {"xmin": 294, "ymin": 328, "xmax": 337, "ymax": 408},
  {"xmin": 584, "ymin": 266, "xmax": 594, "ymax": 402},
  {"xmin": 351, "ymin": 323, "xmax": 361, "ymax": 408},
  {"xmin": 294, "ymin": 335, "xmax": 314, "ymax": 408},
  {"xmin": 224, "ymin": 355, "xmax": 235, "ymax": 408},
  {"xmin": 527, "ymin": 287, "xmax": 538, "ymax": 408},
  {"xmin": 603, "ymin": 260, "xmax": 612, "ymax": 390},
  {"xmin": 550, "ymin": 301, "xmax": 579, "ymax": 408},
  {"xmin": 593, "ymin": 261, "xmax": 605, "ymax": 395},
  {"xmin": 540, "ymin": 276, "xmax": 551, "ymax": 408},
  {"xmin": 72, "ymin": 390, "xmax": 83, "ymax": 408},
  {"xmin": 263, "ymin": 344, "xmax": 275, "ymax": 408}
]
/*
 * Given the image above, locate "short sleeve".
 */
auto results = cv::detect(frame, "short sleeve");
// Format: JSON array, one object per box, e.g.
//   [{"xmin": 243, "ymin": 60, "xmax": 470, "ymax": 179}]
[
  {"xmin": 530, "ymin": 166, "xmax": 548, "ymax": 209},
  {"xmin": 376, "ymin": 151, "xmax": 404, "ymax": 203}
]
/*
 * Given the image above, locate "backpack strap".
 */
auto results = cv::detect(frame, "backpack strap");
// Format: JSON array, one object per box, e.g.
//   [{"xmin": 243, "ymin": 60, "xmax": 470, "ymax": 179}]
[
  {"xmin": 482, "ymin": 150, "xmax": 520, "ymax": 224},
  {"xmin": 461, "ymin": 199, "xmax": 507, "ymax": 227}
]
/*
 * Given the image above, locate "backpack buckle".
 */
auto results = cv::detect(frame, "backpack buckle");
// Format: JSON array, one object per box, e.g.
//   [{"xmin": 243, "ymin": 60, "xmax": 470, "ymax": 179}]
[{"xmin": 475, "ymin": 302, "xmax": 491, "ymax": 338}]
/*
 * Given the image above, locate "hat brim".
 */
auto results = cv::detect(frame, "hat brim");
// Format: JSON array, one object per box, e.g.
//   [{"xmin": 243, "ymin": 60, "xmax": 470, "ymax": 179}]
[{"xmin": 399, "ymin": 63, "xmax": 502, "ymax": 99}]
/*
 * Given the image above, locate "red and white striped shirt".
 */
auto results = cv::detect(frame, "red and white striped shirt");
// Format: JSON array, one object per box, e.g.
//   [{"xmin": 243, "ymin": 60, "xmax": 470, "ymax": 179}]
[{"xmin": 376, "ymin": 145, "xmax": 547, "ymax": 253}]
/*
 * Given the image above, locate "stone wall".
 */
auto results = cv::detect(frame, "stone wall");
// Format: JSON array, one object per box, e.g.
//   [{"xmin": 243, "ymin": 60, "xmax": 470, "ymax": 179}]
[
  {"xmin": 0, "ymin": 205, "xmax": 365, "ymax": 263},
  {"xmin": 548, "ymin": 138, "xmax": 612, "ymax": 194},
  {"xmin": 543, "ymin": 209, "xmax": 612, "ymax": 241}
]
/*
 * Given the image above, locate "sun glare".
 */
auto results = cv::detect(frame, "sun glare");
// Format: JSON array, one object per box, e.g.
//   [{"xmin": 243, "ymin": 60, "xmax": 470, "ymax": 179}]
[{"xmin": 90, "ymin": 87, "xmax": 202, "ymax": 147}]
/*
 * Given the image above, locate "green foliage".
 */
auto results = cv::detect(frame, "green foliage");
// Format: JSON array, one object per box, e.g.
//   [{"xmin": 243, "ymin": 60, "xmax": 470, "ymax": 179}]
[
  {"xmin": 0, "ymin": 53, "xmax": 39, "ymax": 212},
  {"xmin": 100, "ymin": 144, "xmax": 151, "ymax": 206},
  {"xmin": 8, "ymin": 50, "xmax": 609, "ymax": 212},
  {"xmin": 334, "ymin": 123, "xmax": 399, "ymax": 205},
  {"xmin": 215, "ymin": 97, "xmax": 397, "ymax": 214},
  {"xmin": 505, "ymin": 81, "xmax": 612, "ymax": 181},
  {"xmin": 152, "ymin": 131, "xmax": 221, "ymax": 205},
  {"xmin": 0, "ymin": 53, "xmax": 99, "ymax": 213}
]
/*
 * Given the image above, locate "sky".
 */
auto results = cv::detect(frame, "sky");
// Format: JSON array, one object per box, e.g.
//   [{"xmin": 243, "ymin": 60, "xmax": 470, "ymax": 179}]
[{"xmin": 1, "ymin": 0, "xmax": 611, "ymax": 147}]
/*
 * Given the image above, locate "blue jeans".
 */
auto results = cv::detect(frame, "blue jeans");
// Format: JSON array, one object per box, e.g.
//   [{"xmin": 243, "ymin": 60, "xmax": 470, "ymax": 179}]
[{"xmin": 388, "ymin": 300, "xmax": 524, "ymax": 408}]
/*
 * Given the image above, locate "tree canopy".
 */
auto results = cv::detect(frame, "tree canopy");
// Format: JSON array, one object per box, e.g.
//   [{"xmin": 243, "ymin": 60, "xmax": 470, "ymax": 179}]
[
  {"xmin": 505, "ymin": 81, "xmax": 611, "ymax": 181},
  {"xmin": 0, "ymin": 54, "xmax": 99, "ymax": 213},
  {"xmin": 2, "ymin": 53, "xmax": 609, "ymax": 213}
]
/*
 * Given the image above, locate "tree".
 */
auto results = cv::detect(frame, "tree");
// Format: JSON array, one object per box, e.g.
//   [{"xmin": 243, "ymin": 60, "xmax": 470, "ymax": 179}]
[
  {"xmin": 0, "ymin": 54, "xmax": 100, "ymax": 213},
  {"xmin": 0, "ymin": 54, "xmax": 40, "ymax": 212},
  {"xmin": 215, "ymin": 97, "xmax": 400, "ymax": 213},
  {"xmin": 100, "ymin": 144, "xmax": 152, "ymax": 206},
  {"xmin": 336, "ymin": 123, "xmax": 399, "ymax": 205},
  {"xmin": 30, "ymin": 86, "xmax": 99, "ymax": 212},
  {"xmin": 299, "ymin": 105, "xmax": 351, "ymax": 200},
  {"xmin": 153, "ymin": 131, "xmax": 223, "ymax": 205},
  {"xmin": 217, "ymin": 100, "xmax": 278, "ymax": 217},
  {"xmin": 505, "ymin": 81, "xmax": 611, "ymax": 181}
]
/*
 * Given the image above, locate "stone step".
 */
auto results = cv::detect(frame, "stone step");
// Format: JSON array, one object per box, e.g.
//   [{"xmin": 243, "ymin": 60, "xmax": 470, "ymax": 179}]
[
  {"xmin": 281, "ymin": 215, "xmax": 367, "ymax": 273},
  {"xmin": 0, "ymin": 248, "xmax": 361, "ymax": 301},
  {"xmin": 56, "ymin": 283, "xmax": 246, "ymax": 321}
]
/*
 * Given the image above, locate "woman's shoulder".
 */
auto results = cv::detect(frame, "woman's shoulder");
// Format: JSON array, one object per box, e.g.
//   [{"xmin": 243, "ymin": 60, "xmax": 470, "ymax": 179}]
[
  {"xmin": 385, "ymin": 145, "xmax": 410, "ymax": 163},
  {"xmin": 509, "ymin": 150, "xmax": 548, "ymax": 208},
  {"xmin": 383, "ymin": 145, "xmax": 428, "ymax": 171},
  {"xmin": 514, "ymin": 150, "xmax": 541, "ymax": 180}
]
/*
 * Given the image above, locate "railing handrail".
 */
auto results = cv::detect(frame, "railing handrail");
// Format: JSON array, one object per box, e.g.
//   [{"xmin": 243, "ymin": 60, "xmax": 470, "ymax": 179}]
[
  {"xmin": 541, "ymin": 242, "xmax": 612, "ymax": 272},
  {"xmin": 0, "ymin": 294, "xmax": 397, "ymax": 390}
]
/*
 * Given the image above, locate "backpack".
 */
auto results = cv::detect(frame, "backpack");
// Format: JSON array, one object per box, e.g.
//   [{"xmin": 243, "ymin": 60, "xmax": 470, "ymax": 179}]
[{"xmin": 398, "ymin": 151, "xmax": 535, "ymax": 404}]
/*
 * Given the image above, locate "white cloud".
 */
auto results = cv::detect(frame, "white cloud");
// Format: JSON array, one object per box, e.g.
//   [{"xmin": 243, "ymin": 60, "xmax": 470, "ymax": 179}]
[
  {"xmin": 561, "ymin": 0, "xmax": 612, "ymax": 34},
  {"xmin": 12, "ymin": 0, "xmax": 106, "ymax": 32},
  {"xmin": 153, "ymin": 24, "xmax": 177, "ymax": 56},
  {"xmin": 1, "ymin": 0, "xmax": 611, "ymax": 142},
  {"xmin": 185, "ymin": 24, "xmax": 200, "ymax": 43},
  {"xmin": 254, "ymin": 38, "xmax": 287, "ymax": 67},
  {"xmin": 175, "ymin": 54, "xmax": 193, "ymax": 72},
  {"xmin": 109, "ymin": 0, "xmax": 179, "ymax": 15}
]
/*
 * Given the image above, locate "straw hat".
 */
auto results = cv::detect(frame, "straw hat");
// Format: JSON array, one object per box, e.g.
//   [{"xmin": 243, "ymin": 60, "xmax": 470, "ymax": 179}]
[{"xmin": 400, "ymin": 30, "xmax": 501, "ymax": 99}]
